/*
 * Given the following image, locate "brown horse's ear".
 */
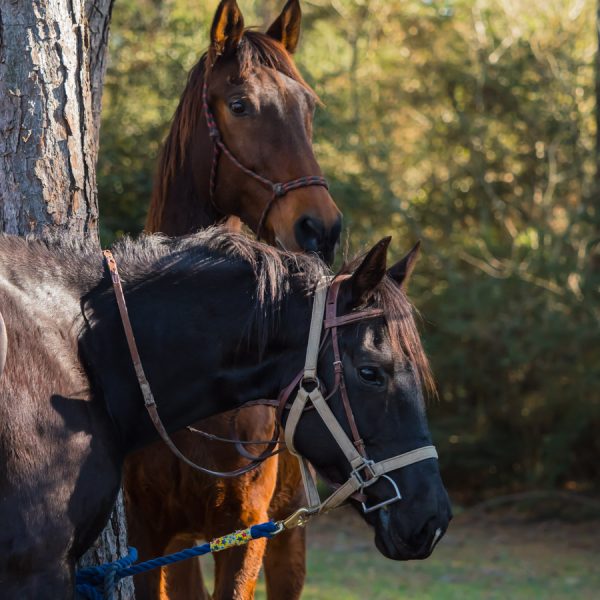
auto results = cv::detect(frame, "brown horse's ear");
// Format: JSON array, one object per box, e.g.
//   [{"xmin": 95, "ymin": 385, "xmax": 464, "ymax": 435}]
[
  {"xmin": 348, "ymin": 237, "xmax": 391, "ymax": 307},
  {"xmin": 387, "ymin": 241, "xmax": 420, "ymax": 289},
  {"xmin": 266, "ymin": 0, "xmax": 302, "ymax": 53},
  {"xmin": 210, "ymin": 0, "xmax": 245, "ymax": 58}
]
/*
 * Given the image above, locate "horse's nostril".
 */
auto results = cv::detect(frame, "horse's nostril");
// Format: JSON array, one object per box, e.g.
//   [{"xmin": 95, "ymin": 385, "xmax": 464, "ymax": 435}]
[{"xmin": 295, "ymin": 216, "xmax": 325, "ymax": 253}]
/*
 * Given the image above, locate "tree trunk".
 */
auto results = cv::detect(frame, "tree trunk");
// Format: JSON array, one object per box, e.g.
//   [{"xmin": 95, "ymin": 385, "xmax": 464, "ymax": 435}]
[
  {"xmin": 0, "ymin": 0, "xmax": 98, "ymax": 236},
  {"xmin": 0, "ymin": 1, "xmax": 134, "ymax": 598}
]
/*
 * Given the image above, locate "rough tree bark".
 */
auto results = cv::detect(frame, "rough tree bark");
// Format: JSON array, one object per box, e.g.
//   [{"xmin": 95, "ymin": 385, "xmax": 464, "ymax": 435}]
[
  {"xmin": 0, "ymin": 1, "xmax": 97, "ymax": 235},
  {"xmin": 0, "ymin": 1, "xmax": 134, "ymax": 598}
]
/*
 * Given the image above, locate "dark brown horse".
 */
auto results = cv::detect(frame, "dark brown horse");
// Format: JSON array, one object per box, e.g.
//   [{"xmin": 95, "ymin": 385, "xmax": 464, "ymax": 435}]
[
  {"xmin": 0, "ymin": 227, "xmax": 451, "ymax": 598},
  {"xmin": 126, "ymin": 1, "xmax": 337, "ymax": 598}
]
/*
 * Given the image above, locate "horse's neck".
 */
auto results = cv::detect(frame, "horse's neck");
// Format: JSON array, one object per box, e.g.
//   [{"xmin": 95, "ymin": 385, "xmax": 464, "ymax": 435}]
[
  {"xmin": 83, "ymin": 263, "xmax": 309, "ymax": 452},
  {"xmin": 147, "ymin": 164, "xmax": 217, "ymax": 236}
]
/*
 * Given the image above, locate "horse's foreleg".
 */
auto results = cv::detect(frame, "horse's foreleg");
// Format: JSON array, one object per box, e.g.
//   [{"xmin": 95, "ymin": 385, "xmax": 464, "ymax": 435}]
[
  {"xmin": 263, "ymin": 525, "xmax": 306, "ymax": 600},
  {"xmin": 160, "ymin": 528, "xmax": 268, "ymax": 600},
  {"xmin": 212, "ymin": 536, "xmax": 268, "ymax": 600},
  {"xmin": 160, "ymin": 535, "xmax": 210, "ymax": 600},
  {"xmin": 126, "ymin": 522, "xmax": 171, "ymax": 600}
]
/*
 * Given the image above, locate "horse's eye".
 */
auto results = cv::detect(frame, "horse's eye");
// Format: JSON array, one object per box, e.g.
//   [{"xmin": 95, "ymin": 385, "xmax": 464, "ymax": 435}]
[
  {"xmin": 358, "ymin": 366, "xmax": 384, "ymax": 386},
  {"xmin": 228, "ymin": 99, "xmax": 247, "ymax": 115}
]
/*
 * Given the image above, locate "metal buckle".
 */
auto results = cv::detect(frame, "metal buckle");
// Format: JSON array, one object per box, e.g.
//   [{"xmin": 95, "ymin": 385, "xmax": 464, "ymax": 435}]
[
  {"xmin": 350, "ymin": 459, "xmax": 377, "ymax": 487},
  {"xmin": 360, "ymin": 474, "xmax": 402, "ymax": 514}
]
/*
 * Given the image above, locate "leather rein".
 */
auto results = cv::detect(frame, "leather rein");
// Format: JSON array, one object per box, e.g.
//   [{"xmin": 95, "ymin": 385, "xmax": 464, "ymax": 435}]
[
  {"xmin": 103, "ymin": 251, "xmax": 438, "ymax": 515},
  {"xmin": 103, "ymin": 250, "xmax": 276, "ymax": 478},
  {"xmin": 202, "ymin": 80, "xmax": 329, "ymax": 240}
]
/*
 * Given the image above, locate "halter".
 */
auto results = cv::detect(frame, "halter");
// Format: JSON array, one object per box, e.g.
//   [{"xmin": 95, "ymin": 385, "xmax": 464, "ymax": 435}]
[
  {"xmin": 278, "ymin": 276, "xmax": 438, "ymax": 517},
  {"xmin": 201, "ymin": 81, "xmax": 329, "ymax": 240},
  {"xmin": 102, "ymin": 252, "xmax": 437, "ymax": 515}
]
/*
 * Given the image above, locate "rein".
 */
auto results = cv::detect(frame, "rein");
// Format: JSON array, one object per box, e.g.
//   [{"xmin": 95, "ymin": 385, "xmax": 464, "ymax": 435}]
[
  {"xmin": 201, "ymin": 81, "xmax": 329, "ymax": 240},
  {"xmin": 102, "ymin": 251, "xmax": 438, "ymax": 517},
  {"xmin": 102, "ymin": 250, "xmax": 278, "ymax": 478}
]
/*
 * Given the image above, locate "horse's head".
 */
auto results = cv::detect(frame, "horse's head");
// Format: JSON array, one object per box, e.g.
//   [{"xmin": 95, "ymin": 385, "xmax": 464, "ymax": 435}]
[
  {"xmin": 288, "ymin": 238, "xmax": 452, "ymax": 560},
  {"xmin": 201, "ymin": 0, "xmax": 341, "ymax": 263}
]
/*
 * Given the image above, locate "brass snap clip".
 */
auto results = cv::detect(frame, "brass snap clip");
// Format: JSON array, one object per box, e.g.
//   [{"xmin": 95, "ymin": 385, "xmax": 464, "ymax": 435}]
[{"xmin": 281, "ymin": 507, "xmax": 315, "ymax": 530}]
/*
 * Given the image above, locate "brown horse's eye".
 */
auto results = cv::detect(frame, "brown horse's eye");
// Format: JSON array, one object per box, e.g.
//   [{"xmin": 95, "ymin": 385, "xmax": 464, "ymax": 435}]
[
  {"xmin": 228, "ymin": 99, "xmax": 247, "ymax": 115},
  {"xmin": 358, "ymin": 366, "xmax": 384, "ymax": 386}
]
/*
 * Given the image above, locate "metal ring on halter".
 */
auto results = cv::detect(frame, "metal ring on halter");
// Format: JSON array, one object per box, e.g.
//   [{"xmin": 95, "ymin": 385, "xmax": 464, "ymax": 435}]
[
  {"xmin": 299, "ymin": 375, "xmax": 321, "ymax": 392},
  {"xmin": 360, "ymin": 475, "xmax": 403, "ymax": 514}
]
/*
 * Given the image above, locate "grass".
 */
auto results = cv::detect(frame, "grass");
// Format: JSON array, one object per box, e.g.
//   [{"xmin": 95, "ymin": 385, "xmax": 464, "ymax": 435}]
[{"xmin": 199, "ymin": 508, "xmax": 600, "ymax": 599}]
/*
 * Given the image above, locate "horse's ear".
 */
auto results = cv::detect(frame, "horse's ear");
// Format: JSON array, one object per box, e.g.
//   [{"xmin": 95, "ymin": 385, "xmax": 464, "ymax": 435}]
[
  {"xmin": 210, "ymin": 0, "xmax": 245, "ymax": 58},
  {"xmin": 387, "ymin": 241, "xmax": 420, "ymax": 289},
  {"xmin": 348, "ymin": 237, "xmax": 391, "ymax": 307},
  {"xmin": 266, "ymin": 0, "xmax": 302, "ymax": 54}
]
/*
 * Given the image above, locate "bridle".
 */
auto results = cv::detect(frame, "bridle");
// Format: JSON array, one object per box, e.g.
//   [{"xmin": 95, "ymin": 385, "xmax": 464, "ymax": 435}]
[
  {"xmin": 102, "ymin": 251, "xmax": 438, "ymax": 516},
  {"xmin": 201, "ymin": 80, "xmax": 329, "ymax": 240}
]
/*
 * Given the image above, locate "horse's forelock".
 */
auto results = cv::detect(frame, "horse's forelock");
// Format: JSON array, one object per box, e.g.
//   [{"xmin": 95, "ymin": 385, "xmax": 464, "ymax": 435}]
[
  {"xmin": 339, "ymin": 257, "xmax": 436, "ymax": 399},
  {"xmin": 207, "ymin": 30, "xmax": 313, "ymax": 93}
]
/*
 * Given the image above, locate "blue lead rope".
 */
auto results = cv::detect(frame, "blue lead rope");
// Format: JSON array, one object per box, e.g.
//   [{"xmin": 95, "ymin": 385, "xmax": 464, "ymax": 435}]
[{"xmin": 76, "ymin": 521, "xmax": 281, "ymax": 600}]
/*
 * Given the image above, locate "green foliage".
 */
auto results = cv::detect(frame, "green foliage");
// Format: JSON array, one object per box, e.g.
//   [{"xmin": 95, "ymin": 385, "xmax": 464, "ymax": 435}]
[{"xmin": 98, "ymin": 0, "xmax": 600, "ymax": 496}]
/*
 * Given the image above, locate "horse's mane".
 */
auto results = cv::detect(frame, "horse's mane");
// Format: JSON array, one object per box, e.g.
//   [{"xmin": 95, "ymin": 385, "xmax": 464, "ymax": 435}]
[
  {"xmin": 0, "ymin": 228, "xmax": 432, "ymax": 393},
  {"xmin": 113, "ymin": 226, "xmax": 326, "ymax": 302},
  {"xmin": 147, "ymin": 30, "xmax": 315, "ymax": 232},
  {"xmin": 115, "ymin": 233, "xmax": 434, "ymax": 399},
  {"xmin": 112, "ymin": 227, "xmax": 328, "ymax": 354}
]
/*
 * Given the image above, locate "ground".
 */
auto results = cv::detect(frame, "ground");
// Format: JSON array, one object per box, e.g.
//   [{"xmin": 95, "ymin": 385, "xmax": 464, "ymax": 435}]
[{"xmin": 201, "ymin": 507, "xmax": 600, "ymax": 599}]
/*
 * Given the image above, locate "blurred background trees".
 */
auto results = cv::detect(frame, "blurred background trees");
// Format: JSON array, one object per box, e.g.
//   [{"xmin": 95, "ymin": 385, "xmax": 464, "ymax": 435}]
[{"xmin": 97, "ymin": 0, "xmax": 600, "ymax": 501}]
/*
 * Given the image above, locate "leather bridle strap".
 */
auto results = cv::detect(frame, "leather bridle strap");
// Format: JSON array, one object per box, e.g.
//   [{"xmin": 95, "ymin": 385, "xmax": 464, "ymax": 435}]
[
  {"xmin": 202, "ymin": 81, "xmax": 329, "ymax": 240},
  {"xmin": 102, "ymin": 250, "xmax": 278, "ymax": 478},
  {"xmin": 283, "ymin": 280, "xmax": 330, "ymax": 508},
  {"xmin": 326, "ymin": 277, "xmax": 373, "ymax": 457}
]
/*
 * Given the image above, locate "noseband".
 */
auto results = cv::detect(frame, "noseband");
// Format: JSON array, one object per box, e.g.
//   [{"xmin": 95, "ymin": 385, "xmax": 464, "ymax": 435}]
[
  {"xmin": 103, "ymin": 251, "xmax": 437, "ymax": 516},
  {"xmin": 201, "ymin": 81, "xmax": 329, "ymax": 240}
]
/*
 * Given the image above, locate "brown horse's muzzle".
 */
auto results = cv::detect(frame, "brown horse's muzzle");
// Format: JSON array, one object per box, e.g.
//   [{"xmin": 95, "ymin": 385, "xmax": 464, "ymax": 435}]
[{"xmin": 269, "ymin": 186, "xmax": 342, "ymax": 265}]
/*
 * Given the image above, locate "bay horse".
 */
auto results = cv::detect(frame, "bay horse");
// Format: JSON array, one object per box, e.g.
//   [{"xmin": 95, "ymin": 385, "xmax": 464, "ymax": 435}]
[
  {"xmin": 0, "ymin": 227, "xmax": 451, "ymax": 599},
  {"xmin": 145, "ymin": 0, "xmax": 341, "ymax": 259},
  {"xmin": 127, "ymin": 1, "xmax": 340, "ymax": 598}
]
